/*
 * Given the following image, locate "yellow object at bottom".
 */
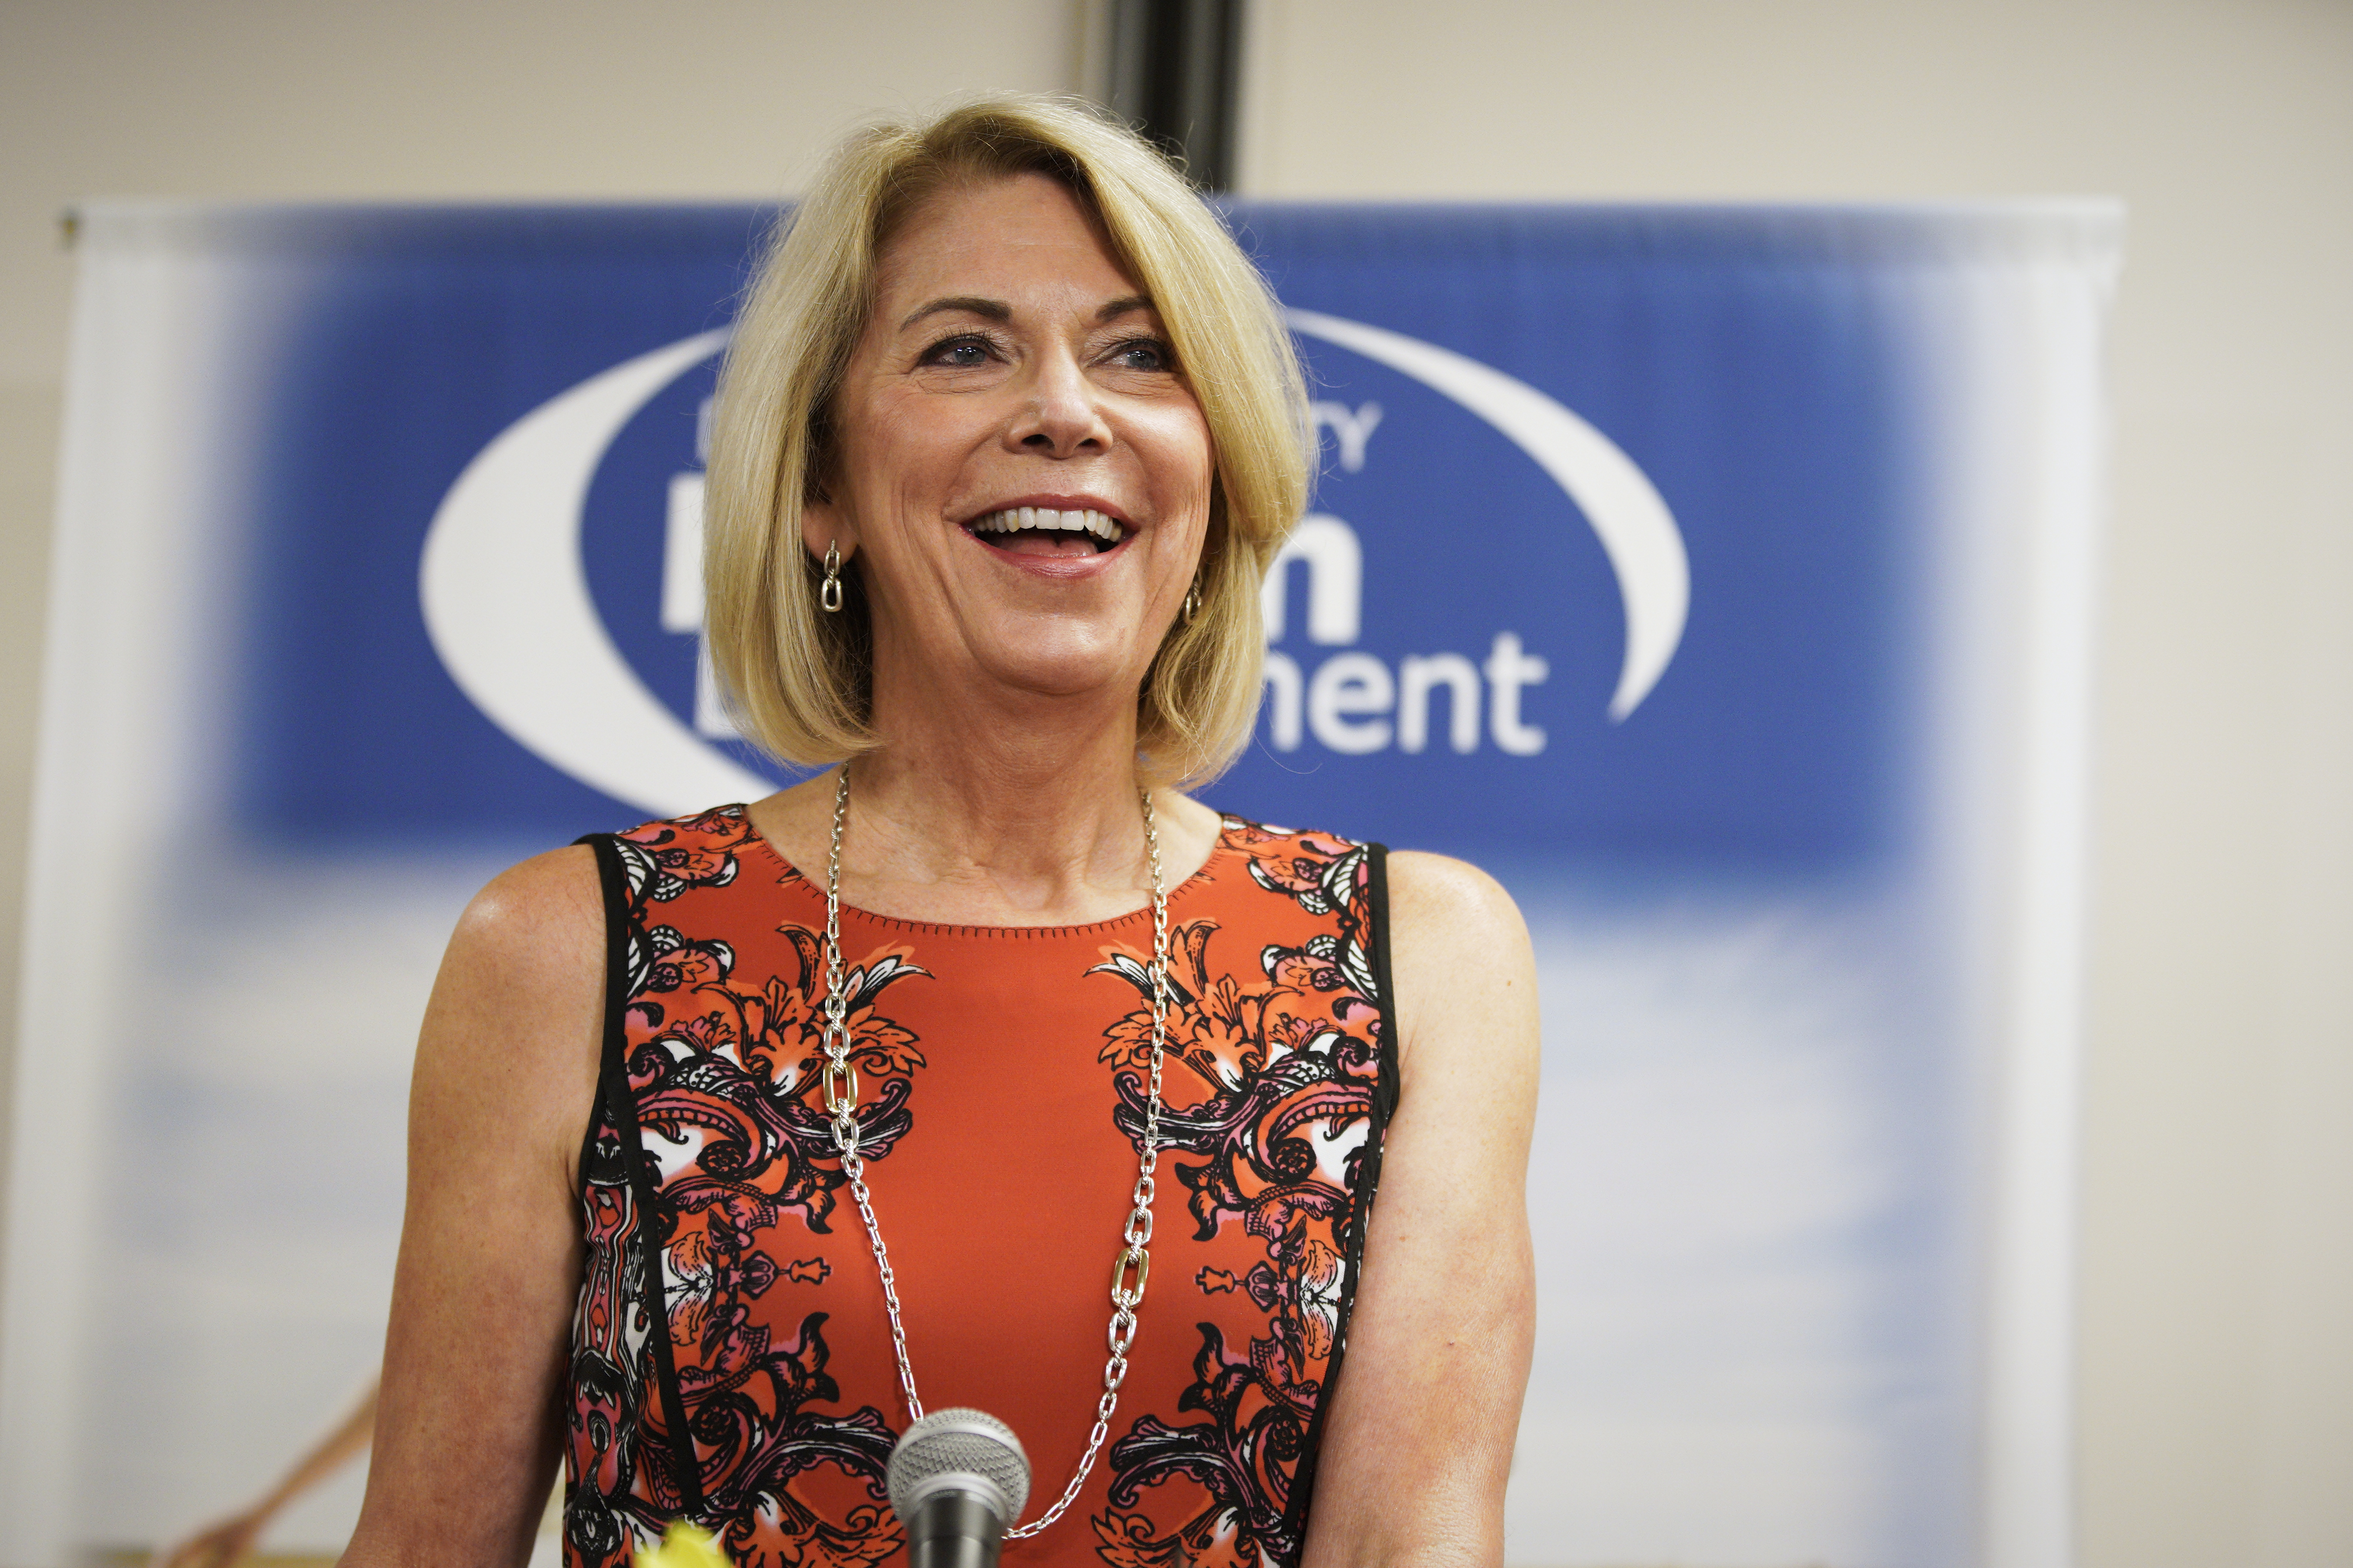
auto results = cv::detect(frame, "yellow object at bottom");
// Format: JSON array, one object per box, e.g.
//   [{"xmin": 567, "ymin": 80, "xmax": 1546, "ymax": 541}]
[{"xmin": 634, "ymin": 1520, "xmax": 729, "ymax": 1568}]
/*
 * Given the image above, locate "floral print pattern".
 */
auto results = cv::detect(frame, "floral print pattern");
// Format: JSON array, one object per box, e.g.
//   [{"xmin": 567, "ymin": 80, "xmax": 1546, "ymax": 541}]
[
  {"xmin": 1089, "ymin": 827, "xmax": 1389, "ymax": 1568},
  {"xmin": 564, "ymin": 807, "xmax": 1395, "ymax": 1568}
]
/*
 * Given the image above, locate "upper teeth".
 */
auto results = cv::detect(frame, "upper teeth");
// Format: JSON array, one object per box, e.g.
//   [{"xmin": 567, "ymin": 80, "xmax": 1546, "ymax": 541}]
[{"xmin": 971, "ymin": 507, "xmax": 1122, "ymax": 543}]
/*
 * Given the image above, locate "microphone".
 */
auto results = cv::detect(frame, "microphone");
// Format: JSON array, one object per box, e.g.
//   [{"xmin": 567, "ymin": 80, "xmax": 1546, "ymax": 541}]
[{"xmin": 886, "ymin": 1408, "xmax": 1032, "ymax": 1568}]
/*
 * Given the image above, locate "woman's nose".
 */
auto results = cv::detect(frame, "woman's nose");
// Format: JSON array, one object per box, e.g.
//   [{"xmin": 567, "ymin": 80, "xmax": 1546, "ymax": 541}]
[{"xmin": 1007, "ymin": 351, "xmax": 1111, "ymax": 456}]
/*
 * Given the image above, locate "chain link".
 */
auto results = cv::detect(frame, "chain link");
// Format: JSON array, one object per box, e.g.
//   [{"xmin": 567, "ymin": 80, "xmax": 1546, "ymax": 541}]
[
  {"xmin": 819, "ymin": 768, "xmax": 925, "ymax": 1424},
  {"xmin": 816, "ymin": 764, "xmax": 1173, "ymax": 1540}
]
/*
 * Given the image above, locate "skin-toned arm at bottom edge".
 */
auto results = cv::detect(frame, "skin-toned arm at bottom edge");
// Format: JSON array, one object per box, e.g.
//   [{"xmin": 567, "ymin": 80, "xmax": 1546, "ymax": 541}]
[
  {"xmin": 338, "ymin": 846, "xmax": 607, "ymax": 1568},
  {"xmin": 1299, "ymin": 851, "xmax": 1540, "ymax": 1568}
]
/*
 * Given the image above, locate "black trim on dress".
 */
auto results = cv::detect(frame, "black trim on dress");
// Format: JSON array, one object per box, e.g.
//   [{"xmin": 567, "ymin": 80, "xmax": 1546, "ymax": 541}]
[
  {"xmin": 583, "ymin": 832, "xmax": 708, "ymax": 1519},
  {"xmin": 1364, "ymin": 842, "xmax": 1407, "ymax": 1129},
  {"xmin": 1278, "ymin": 839, "xmax": 1403, "ymax": 1551}
]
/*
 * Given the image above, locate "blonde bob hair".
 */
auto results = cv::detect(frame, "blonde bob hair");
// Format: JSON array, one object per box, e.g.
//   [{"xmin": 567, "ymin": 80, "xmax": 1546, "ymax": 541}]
[{"xmin": 702, "ymin": 94, "xmax": 1311, "ymax": 787}]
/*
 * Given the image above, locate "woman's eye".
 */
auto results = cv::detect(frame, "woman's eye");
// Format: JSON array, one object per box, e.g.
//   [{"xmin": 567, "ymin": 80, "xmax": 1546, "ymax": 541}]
[
  {"xmin": 1109, "ymin": 338, "xmax": 1174, "ymax": 373},
  {"xmin": 923, "ymin": 336, "xmax": 994, "ymax": 368}
]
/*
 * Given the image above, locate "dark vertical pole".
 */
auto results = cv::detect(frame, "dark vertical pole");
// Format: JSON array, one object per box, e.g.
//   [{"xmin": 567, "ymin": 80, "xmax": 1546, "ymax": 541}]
[{"xmin": 1099, "ymin": 0, "xmax": 1245, "ymax": 191}]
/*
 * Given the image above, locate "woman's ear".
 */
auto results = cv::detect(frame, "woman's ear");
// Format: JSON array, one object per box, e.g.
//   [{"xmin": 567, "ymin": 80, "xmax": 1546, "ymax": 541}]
[
  {"xmin": 800, "ymin": 493, "xmax": 856, "ymax": 564},
  {"xmin": 799, "ymin": 425, "xmax": 856, "ymax": 564}
]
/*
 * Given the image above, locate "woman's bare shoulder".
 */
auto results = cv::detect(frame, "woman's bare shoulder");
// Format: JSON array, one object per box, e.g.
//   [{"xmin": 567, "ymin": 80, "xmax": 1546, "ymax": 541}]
[
  {"xmin": 1384, "ymin": 848, "xmax": 1532, "ymax": 967},
  {"xmin": 443, "ymin": 843, "xmax": 606, "ymax": 991},
  {"xmin": 1380, "ymin": 849, "xmax": 1538, "ymax": 1075},
  {"xmin": 419, "ymin": 845, "xmax": 607, "ymax": 1096}
]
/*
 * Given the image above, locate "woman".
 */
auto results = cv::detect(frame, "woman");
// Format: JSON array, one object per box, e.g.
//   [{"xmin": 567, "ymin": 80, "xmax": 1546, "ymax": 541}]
[{"xmin": 342, "ymin": 96, "xmax": 1536, "ymax": 1568}]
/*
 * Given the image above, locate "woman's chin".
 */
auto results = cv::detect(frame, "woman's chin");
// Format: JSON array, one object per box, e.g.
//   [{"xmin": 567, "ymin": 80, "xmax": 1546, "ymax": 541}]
[{"xmin": 941, "ymin": 638, "xmax": 1154, "ymax": 711}]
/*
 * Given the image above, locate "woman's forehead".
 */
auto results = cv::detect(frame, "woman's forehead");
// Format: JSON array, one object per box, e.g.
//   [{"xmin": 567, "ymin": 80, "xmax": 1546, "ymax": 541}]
[{"xmin": 872, "ymin": 172, "xmax": 1143, "ymax": 321}]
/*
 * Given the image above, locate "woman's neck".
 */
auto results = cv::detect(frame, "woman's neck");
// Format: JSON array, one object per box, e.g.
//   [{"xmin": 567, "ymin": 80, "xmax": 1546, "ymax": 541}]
[{"xmin": 745, "ymin": 679, "xmax": 1222, "ymax": 928}]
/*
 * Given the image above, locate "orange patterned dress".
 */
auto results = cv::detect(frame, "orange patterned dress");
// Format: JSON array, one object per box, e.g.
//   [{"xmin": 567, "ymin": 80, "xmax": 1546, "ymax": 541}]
[{"xmin": 563, "ymin": 806, "xmax": 1399, "ymax": 1568}]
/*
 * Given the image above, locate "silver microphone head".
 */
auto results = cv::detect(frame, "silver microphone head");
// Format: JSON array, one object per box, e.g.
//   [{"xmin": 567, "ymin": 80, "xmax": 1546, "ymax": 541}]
[{"xmin": 886, "ymin": 1408, "xmax": 1032, "ymax": 1527}]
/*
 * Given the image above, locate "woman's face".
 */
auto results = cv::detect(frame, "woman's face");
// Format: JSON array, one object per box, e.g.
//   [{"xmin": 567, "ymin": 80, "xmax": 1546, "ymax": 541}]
[{"xmin": 805, "ymin": 172, "xmax": 1214, "ymax": 720}]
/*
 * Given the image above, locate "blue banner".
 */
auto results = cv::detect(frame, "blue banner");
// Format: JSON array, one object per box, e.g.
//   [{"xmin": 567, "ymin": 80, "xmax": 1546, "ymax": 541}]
[
  {"xmin": 238, "ymin": 205, "xmax": 1918, "ymax": 875},
  {"xmin": 2, "ymin": 199, "xmax": 2120, "ymax": 1568}
]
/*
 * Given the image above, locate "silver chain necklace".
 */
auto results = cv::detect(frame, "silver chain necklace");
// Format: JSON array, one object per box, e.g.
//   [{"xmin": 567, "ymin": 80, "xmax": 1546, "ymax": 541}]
[{"xmin": 816, "ymin": 764, "xmax": 1172, "ymax": 1540}]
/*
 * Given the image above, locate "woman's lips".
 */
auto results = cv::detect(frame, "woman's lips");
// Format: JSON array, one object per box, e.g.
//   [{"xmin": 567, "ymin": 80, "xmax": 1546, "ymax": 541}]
[{"xmin": 985, "ymin": 531, "xmax": 1101, "ymax": 558}]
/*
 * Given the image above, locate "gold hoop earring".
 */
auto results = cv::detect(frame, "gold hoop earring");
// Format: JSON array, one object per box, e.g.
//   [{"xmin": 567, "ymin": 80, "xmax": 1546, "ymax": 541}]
[
  {"xmin": 1181, "ymin": 581, "xmax": 1201, "ymax": 625},
  {"xmin": 821, "ymin": 541, "xmax": 844, "ymax": 614}
]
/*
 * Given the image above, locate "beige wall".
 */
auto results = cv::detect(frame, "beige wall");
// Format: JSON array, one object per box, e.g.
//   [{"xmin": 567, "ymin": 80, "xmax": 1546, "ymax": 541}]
[{"xmin": 3, "ymin": 2, "xmax": 2346, "ymax": 1564}]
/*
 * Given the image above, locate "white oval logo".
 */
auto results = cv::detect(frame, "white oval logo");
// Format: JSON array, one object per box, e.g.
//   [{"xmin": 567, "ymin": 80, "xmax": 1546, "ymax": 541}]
[{"xmin": 419, "ymin": 316, "xmax": 1688, "ymax": 816}]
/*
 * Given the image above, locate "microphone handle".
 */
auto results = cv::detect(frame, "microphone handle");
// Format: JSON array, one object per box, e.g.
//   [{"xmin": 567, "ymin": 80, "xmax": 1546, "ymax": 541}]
[{"xmin": 907, "ymin": 1491, "xmax": 1006, "ymax": 1568}]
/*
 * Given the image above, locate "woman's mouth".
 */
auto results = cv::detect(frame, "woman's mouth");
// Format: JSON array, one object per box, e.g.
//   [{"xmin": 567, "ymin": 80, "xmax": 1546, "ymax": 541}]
[{"xmin": 965, "ymin": 506, "xmax": 1125, "ymax": 557}]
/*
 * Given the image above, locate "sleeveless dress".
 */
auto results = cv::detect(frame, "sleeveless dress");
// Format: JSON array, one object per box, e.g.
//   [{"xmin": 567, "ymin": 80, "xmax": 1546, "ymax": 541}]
[{"xmin": 563, "ymin": 806, "xmax": 1400, "ymax": 1568}]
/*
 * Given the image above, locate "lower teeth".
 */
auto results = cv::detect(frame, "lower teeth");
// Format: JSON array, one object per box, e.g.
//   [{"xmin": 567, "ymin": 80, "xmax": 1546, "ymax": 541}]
[{"xmin": 983, "ymin": 529, "xmax": 1109, "ymax": 551}]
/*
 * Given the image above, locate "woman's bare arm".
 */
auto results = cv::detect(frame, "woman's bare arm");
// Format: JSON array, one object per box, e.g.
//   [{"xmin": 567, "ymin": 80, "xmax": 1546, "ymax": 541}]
[
  {"xmin": 338, "ymin": 845, "xmax": 607, "ymax": 1568},
  {"xmin": 1300, "ymin": 851, "xmax": 1540, "ymax": 1568}
]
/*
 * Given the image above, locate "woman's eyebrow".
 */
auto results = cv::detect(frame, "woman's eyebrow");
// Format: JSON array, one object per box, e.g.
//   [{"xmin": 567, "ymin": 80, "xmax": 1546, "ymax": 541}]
[
  {"xmin": 896, "ymin": 293, "xmax": 1154, "ymax": 331},
  {"xmin": 899, "ymin": 295, "xmax": 1011, "ymax": 331}
]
